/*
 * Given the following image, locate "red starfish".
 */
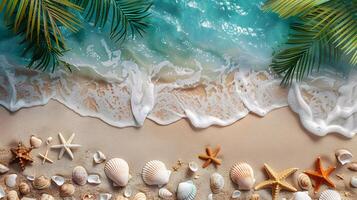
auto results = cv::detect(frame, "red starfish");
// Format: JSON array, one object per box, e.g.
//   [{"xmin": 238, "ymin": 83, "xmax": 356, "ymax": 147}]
[
  {"xmin": 198, "ymin": 146, "xmax": 221, "ymax": 168},
  {"xmin": 304, "ymin": 157, "xmax": 336, "ymax": 193}
]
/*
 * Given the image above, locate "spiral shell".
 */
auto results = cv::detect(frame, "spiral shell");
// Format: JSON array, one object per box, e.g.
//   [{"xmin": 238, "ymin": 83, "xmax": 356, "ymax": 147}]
[
  {"xmin": 297, "ymin": 173, "xmax": 312, "ymax": 190},
  {"xmin": 177, "ymin": 181, "xmax": 197, "ymax": 200},
  {"xmin": 72, "ymin": 166, "xmax": 88, "ymax": 186},
  {"xmin": 104, "ymin": 158, "xmax": 130, "ymax": 187},
  {"xmin": 19, "ymin": 182, "xmax": 30, "ymax": 195},
  {"xmin": 33, "ymin": 176, "xmax": 51, "ymax": 190},
  {"xmin": 158, "ymin": 188, "xmax": 173, "ymax": 199},
  {"xmin": 293, "ymin": 191, "xmax": 312, "ymax": 200},
  {"xmin": 319, "ymin": 190, "xmax": 341, "ymax": 200},
  {"xmin": 230, "ymin": 163, "xmax": 255, "ymax": 190},
  {"xmin": 6, "ymin": 190, "xmax": 19, "ymax": 200},
  {"xmin": 132, "ymin": 192, "xmax": 146, "ymax": 200},
  {"xmin": 40, "ymin": 194, "xmax": 54, "ymax": 200},
  {"xmin": 142, "ymin": 160, "xmax": 171, "ymax": 186},
  {"xmin": 60, "ymin": 183, "xmax": 75, "ymax": 197},
  {"xmin": 210, "ymin": 173, "xmax": 224, "ymax": 194}
]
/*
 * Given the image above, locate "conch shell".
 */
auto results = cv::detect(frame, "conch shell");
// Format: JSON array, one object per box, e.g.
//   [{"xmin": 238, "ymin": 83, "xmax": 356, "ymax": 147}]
[
  {"xmin": 142, "ymin": 160, "xmax": 171, "ymax": 187},
  {"xmin": 230, "ymin": 162, "xmax": 255, "ymax": 190},
  {"xmin": 335, "ymin": 149, "xmax": 353, "ymax": 165},
  {"xmin": 210, "ymin": 173, "xmax": 224, "ymax": 194},
  {"xmin": 104, "ymin": 158, "xmax": 130, "ymax": 187}
]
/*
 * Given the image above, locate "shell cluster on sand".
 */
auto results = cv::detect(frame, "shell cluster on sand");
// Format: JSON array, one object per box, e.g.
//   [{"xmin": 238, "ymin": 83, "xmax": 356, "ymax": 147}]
[
  {"xmin": 230, "ymin": 162, "xmax": 255, "ymax": 190},
  {"xmin": 104, "ymin": 158, "xmax": 131, "ymax": 187},
  {"xmin": 142, "ymin": 160, "xmax": 171, "ymax": 187}
]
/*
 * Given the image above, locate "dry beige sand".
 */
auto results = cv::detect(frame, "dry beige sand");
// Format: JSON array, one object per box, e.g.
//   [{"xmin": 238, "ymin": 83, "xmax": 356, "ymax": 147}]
[{"xmin": 0, "ymin": 100, "xmax": 357, "ymax": 199}]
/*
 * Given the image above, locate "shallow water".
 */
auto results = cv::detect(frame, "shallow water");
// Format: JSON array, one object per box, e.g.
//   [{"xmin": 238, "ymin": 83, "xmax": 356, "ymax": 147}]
[{"xmin": 0, "ymin": 0, "xmax": 356, "ymax": 137}]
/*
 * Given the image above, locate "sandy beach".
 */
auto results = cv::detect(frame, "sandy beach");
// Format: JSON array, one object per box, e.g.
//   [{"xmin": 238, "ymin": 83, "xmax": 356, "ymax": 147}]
[{"xmin": 0, "ymin": 100, "xmax": 356, "ymax": 199}]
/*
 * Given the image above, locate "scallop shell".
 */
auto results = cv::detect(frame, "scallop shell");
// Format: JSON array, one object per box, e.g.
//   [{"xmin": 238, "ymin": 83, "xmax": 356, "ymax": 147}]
[
  {"xmin": 319, "ymin": 190, "xmax": 341, "ymax": 200},
  {"xmin": 188, "ymin": 161, "xmax": 198, "ymax": 173},
  {"xmin": 104, "ymin": 158, "xmax": 130, "ymax": 187},
  {"xmin": 335, "ymin": 149, "xmax": 353, "ymax": 165},
  {"xmin": 72, "ymin": 166, "xmax": 88, "ymax": 186},
  {"xmin": 5, "ymin": 174, "xmax": 17, "ymax": 188},
  {"xmin": 99, "ymin": 193, "xmax": 112, "ymax": 200},
  {"xmin": 350, "ymin": 176, "xmax": 357, "ymax": 188},
  {"xmin": 87, "ymin": 174, "xmax": 101, "ymax": 184},
  {"xmin": 231, "ymin": 190, "xmax": 241, "ymax": 199},
  {"xmin": 250, "ymin": 193, "xmax": 260, "ymax": 200},
  {"xmin": 40, "ymin": 194, "xmax": 54, "ymax": 200},
  {"xmin": 142, "ymin": 160, "xmax": 171, "ymax": 187},
  {"xmin": 33, "ymin": 176, "xmax": 51, "ymax": 190},
  {"xmin": 293, "ymin": 191, "xmax": 312, "ymax": 200},
  {"xmin": 347, "ymin": 162, "xmax": 357, "ymax": 171},
  {"xmin": 7, "ymin": 190, "xmax": 19, "ymax": 200},
  {"xmin": 297, "ymin": 173, "xmax": 312, "ymax": 190},
  {"xmin": 158, "ymin": 188, "xmax": 173, "ymax": 199},
  {"xmin": 0, "ymin": 163, "xmax": 9, "ymax": 174},
  {"xmin": 210, "ymin": 173, "xmax": 224, "ymax": 194},
  {"xmin": 93, "ymin": 151, "xmax": 106, "ymax": 164},
  {"xmin": 19, "ymin": 182, "xmax": 31, "ymax": 195},
  {"xmin": 51, "ymin": 175, "xmax": 65, "ymax": 186},
  {"xmin": 132, "ymin": 192, "xmax": 146, "ymax": 200},
  {"xmin": 60, "ymin": 183, "xmax": 75, "ymax": 197},
  {"xmin": 30, "ymin": 135, "xmax": 42, "ymax": 148},
  {"xmin": 0, "ymin": 186, "xmax": 5, "ymax": 199},
  {"xmin": 230, "ymin": 162, "xmax": 255, "ymax": 190},
  {"xmin": 177, "ymin": 181, "xmax": 197, "ymax": 200}
]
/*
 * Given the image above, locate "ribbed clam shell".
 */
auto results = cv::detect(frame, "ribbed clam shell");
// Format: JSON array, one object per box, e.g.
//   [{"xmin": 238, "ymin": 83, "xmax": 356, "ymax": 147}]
[
  {"xmin": 40, "ymin": 194, "xmax": 54, "ymax": 200},
  {"xmin": 132, "ymin": 192, "xmax": 146, "ymax": 200},
  {"xmin": 19, "ymin": 182, "xmax": 30, "ymax": 195},
  {"xmin": 72, "ymin": 166, "xmax": 88, "ymax": 186},
  {"xmin": 60, "ymin": 183, "xmax": 75, "ymax": 197},
  {"xmin": 230, "ymin": 163, "xmax": 255, "ymax": 190},
  {"xmin": 142, "ymin": 160, "xmax": 171, "ymax": 186},
  {"xmin": 319, "ymin": 190, "xmax": 341, "ymax": 200},
  {"xmin": 297, "ymin": 173, "xmax": 312, "ymax": 190},
  {"xmin": 104, "ymin": 158, "xmax": 130, "ymax": 187},
  {"xmin": 177, "ymin": 181, "xmax": 197, "ymax": 200},
  {"xmin": 210, "ymin": 173, "xmax": 224, "ymax": 194},
  {"xmin": 33, "ymin": 176, "xmax": 51, "ymax": 190},
  {"xmin": 293, "ymin": 191, "xmax": 312, "ymax": 200},
  {"xmin": 335, "ymin": 149, "xmax": 353, "ymax": 165},
  {"xmin": 7, "ymin": 190, "xmax": 19, "ymax": 200},
  {"xmin": 158, "ymin": 188, "xmax": 173, "ymax": 199}
]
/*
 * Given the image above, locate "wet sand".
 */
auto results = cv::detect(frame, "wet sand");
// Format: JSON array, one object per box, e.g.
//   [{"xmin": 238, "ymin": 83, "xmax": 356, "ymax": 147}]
[{"xmin": 0, "ymin": 100, "xmax": 356, "ymax": 199}]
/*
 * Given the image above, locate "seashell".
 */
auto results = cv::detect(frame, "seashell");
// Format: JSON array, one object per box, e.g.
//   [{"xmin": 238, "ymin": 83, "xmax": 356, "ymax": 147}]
[
  {"xmin": 116, "ymin": 195, "xmax": 128, "ymax": 200},
  {"xmin": 5, "ymin": 174, "xmax": 17, "ymax": 188},
  {"xmin": 210, "ymin": 173, "xmax": 224, "ymax": 194},
  {"xmin": 124, "ymin": 187, "xmax": 132, "ymax": 198},
  {"xmin": 132, "ymin": 192, "xmax": 146, "ymax": 200},
  {"xmin": 208, "ymin": 193, "xmax": 213, "ymax": 200},
  {"xmin": 46, "ymin": 137, "xmax": 53, "ymax": 145},
  {"xmin": 319, "ymin": 190, "xmax": 341, "ymax": 200},
  {"xmin": 7, "ymin": 190, "xmax": 19, "ymax": 200},
  {"xmin": 297, "ymin": 173, "xmax": 312, "ymax": 190},
  {"xmin": 72, "ymin": 166, "xmax": 88, "ymax": 186},
  {"xmin": 335, "ymin": 149, "xmax": 353, "ymax": 165},
  {"xmin": 26, "ymin": 175, "xmax": 35, "ymax": 181},
  {"xmin": 30, "ymin": 135, "xmax": 42, "ymax": 148},
  {"xmin": 142, "ymin": 160, "xmax": 171, "ymax": 187},
  {"xmin": 293, "ymin": 191, "xmax": 312, "ymax": 200},
  {"xmin": 0, "ymin": 186, "xmax": 5, "ymax": 199},
  {"xmin": 40, "ymin": 194, "xmax": 54, "ymax": 200},
  {"xmin": 231, "ymin": 190, "xmax": 241, "ymax": 199},
  {"xmin": 230, "ymin": 162, "xmax": 255, "ymax": 190},
  {"xmin": 250, "ymin": 193, "xmax": 260, "ymax": 200},
  {"xmin": 104, "ymin": 158, "xmax": 130, "ymax": 187},
  {"xmin": 158, "ymin": 188, "xmax": 173, "ymax": 199},
  {"xmin": 0, "ymin": 163, "xmax": 9, "ymax": 174},
  {"xmin": 18, "ymin": 182, "xmax": 31, "ymax": 195},
  {"xmin": 51, "ymin": 175, "xmax": 65, "ymax": 186},
  {"xmin": 350, "ymin": 176, "xmax": 357, "ymax": 188},
  {"xmin": 93, "ymin": 151, "xmax": 106, "ymax": 164},
  {"xmin": 87, "ymin": 174, "xmax": 101, "ymax": 184},
  {"xmin": 82, "ymin": 194, "xmax": 96, "ymax": 200},
  {"xmin": 60, "ymin": 183, "xmax": 75, "ymax": 197},
  {"xmin": 33, "ymin": 176, "xmax": 51, "ymax": 190},
  {"xmin": 20, "ymin": 198, "xmax": 36, "ymax": 200},
  {"xmin": 188, "ymin": 161, "xmax": 198, "ymax": 173},
  {"xmin": 99, "ymin": 193, "xmax": 112, "ymax": 200},
  {"xmin": 177, "ymin": 181, "xmax": 197, "ymax": 200},
  {"xmin": 347, "ymin": 162, "xmax": 357, "ymax": 171}
]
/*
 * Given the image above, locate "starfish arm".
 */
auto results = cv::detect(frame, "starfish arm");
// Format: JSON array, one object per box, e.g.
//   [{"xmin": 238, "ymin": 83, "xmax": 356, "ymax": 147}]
[
  {"xmin": 326, "ymin": 166, "xmax": 336, "ymax": 175},
  {"xmin": 58, "ymin": 132, "xmax": 66, "ymax": 144},
  {"xmin": 304, "ymin": 171, "xmax": 322, "ymax": 178},
  {"xmin": 65, "ymin": 147, "xmax": 74, "ymax": 160},
  {"xmin": 58, "ymin": 148, "xmax": 65, "ymax": 159},
  {"xmin": 254, "ymin": 180, "xmax": 275, "ymax": 190},
  {"xmin": 313, "ymin": 179, "xmax": 323, "ymax": 193},
  {"xmin": 316, "ymin": 157, "xmax": 322, "ymax": 171},
  {"xmin": 264, "ymin": 164, "xmax": 278, "ymax": 179},
  {"xmin": 272, "ymin": 184, "xmax": 281, "ymax": 200},
  {"xmin": 278, "ymin": 168, "xmax": 298, "ymax": 180},
  {"xmin": 198, "ymin": 155, "xmax": 210, "ymax": 160},
  {"xmin": 206, "ymin": 147, "xmax": 212, "ymax": 157},
  {"xmin": 66, "ymin": 144, "xmax": 81, "ymax": 148},
  {"xmin": 202, "ymin": 159, "xmax": 212, "ymax": 168},
  {"xmin": 212, "ymin": 146, "xmax": 221, "ymax": 157},
  {"xmin": 51, "ymin": 145, "xmax": 64, "ymax": 149},
  {"xmin": 67, "ymin": 133, "xmax": 75, "ymax": 144},
  {"xmin": 325, "ymin": 177, "xmax": 336, "ymax": 188},
  {"xmin": 279, "ymin": 181, "xmax": 297, "ymax": 192},
  {"xmin": 211, "ymin": 158, "xmax": 222, "ymax": 165}
]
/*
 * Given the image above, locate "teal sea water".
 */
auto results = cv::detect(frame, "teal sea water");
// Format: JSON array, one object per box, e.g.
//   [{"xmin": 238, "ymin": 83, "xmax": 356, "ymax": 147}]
[{"xmin": 0, "ymin": 0, "xmax": 356, "ymax": 137}]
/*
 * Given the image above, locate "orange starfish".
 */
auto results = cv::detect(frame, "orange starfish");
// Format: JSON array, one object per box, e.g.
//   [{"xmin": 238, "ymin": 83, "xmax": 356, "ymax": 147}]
[
  {"xmin": 198, "ymin": 146, "xmax": 221, "ymax": 168},
  {"xmin": 10, "ymin": 142, "xmax": 34, "ymax": 171},
  {"xmin": 304, "ymin": 157, "xmax": 336, "ymax": 193}
]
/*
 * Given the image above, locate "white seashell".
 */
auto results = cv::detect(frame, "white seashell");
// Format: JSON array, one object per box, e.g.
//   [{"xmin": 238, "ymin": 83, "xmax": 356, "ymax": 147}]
[
  {"xmin": 40, "ymin": 194, "xmax": 54, "ymax": 200},
  {"xmin": 142, "ymin": 160, "xmax": 171, "ymax": 187},
  {"xmin": 87, "ymin": 174, "xmax": 101, "ymax": 184},
  {"xmin": 60, "ymin": 184, "xmax": 75, "ymax": 197},
  {"xmin": 7, "ymin": 190, "xmax": 19, "ymax": 200},
  {"xmin": 0, "ymin": 163, "xmax": 9, "ymax": 174},
  {"xmin": 33, "ymin": 176, "xmax": 51, "ymax": 190},
  {"xmin": 210, "ymin": 173, "xmax": 224, "ymax": 194},
  {"xmin": 0, "ymin": 186, "xmax": 5, "ymax": 199},
  {"xmin": 99, "ymin": 193, "xmax": 112, "ymax": 200},
  {"xmin": 293, "ymin": 191, "xmax": 311, "ymax": 200},
  {"xmin": 51, "ymin": 175, "xmax": 65, "ymax": 186},
  {"xmin": 123, "ymin": 187, "xmax": 132, "ymax": 198},
  {"xmin": 5, "ymin": 174, "xmax": 17, "ymax": 188},
  {"xmin": 335, "ymin": 149, "xmax": 353, "ymax": 165},
  {"xmin": 132, "ymin": 192, "xmax": 146, "ymax": 200},
  {"xmin": 93, "ymin": 151, "xmax": 106, "ymax": 164},
  {"xmin": 18, "ymin": 182, "xmax": 30, "ymax": 195},
  {"xmin": 104, "ymin": 158, "xmax": 130, "ymax": 187},
  {"xmin": 350, "ymin": 176, "xmax": 357, "ymax": 188},
  {"xmin": 319, "ymin": 190, "xmax": 341, "ymax": 200},
  {"xmin": 72, "ymin": 166, "xmax": 88, "ymax": 186},
  {"xmin": 297, "ymin": 173, "xmax": 312, "ymax": 190},
  {"xmin": 26, "ymin": 175, "xmax": 35, "ymax": 181},
  {"xmin": 46, "ymin": 137, "xmax": 53, "ymax": 145},
  {"xmin": 250, "ymin": 193, "xmax": 260, "ymax": 200},
  {"xmin": 30, "ymin": 135, "xmax": 42, "ymax": 148},
  {"xmin": 347, "ymin": 162, "xmax": 357, "ymax": 171},
  {"xmin": 188, "ymin": 162, "xmax": 198, "ymax": 173},
  {"xmin": 231, "ymin": 190, "xmax": 241, "ymax": 199},
  {"xmin": 207, "ymin": 193, "xmax": 213, "ymax": 200},
  {"xmin": 158, "ymin": 188, "xmax": 173, "ymax": 199},
  {"xmin": 230, "ymin": 162, "xmax": 255, "ymax": 190},
  {"xmin": 177, "ymin": 181, "xmax": 197, "ymax": 200}
]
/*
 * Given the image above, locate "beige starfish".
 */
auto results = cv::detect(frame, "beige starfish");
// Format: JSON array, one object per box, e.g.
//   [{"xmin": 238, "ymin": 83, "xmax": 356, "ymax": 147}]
[
  {"xmin": 51, "ymin": 133, "xmax": 81, "ymax": 160},
  {"xmin": 38, "ymin": 148, "xmax": 53, "ymax": 164},
  {"xmin": 255, "ymin": 164, "xmax": 298, "ymax": 200}
]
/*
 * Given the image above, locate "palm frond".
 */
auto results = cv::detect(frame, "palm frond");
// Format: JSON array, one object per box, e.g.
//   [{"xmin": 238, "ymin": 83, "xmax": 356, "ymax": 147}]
[
  {"xmin": 262, "ymin": 0, "xmax": 326, "ymax": 18},
  {"xmin": 73, "ymin": 0, "xmax": 152, "ymax": 43}
]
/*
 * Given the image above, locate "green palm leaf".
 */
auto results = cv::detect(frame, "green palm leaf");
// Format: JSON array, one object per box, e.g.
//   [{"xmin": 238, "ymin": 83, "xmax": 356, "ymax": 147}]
[{"xmin": 263, "ymin": 0, "xmax": 326, "ymax": 18}]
